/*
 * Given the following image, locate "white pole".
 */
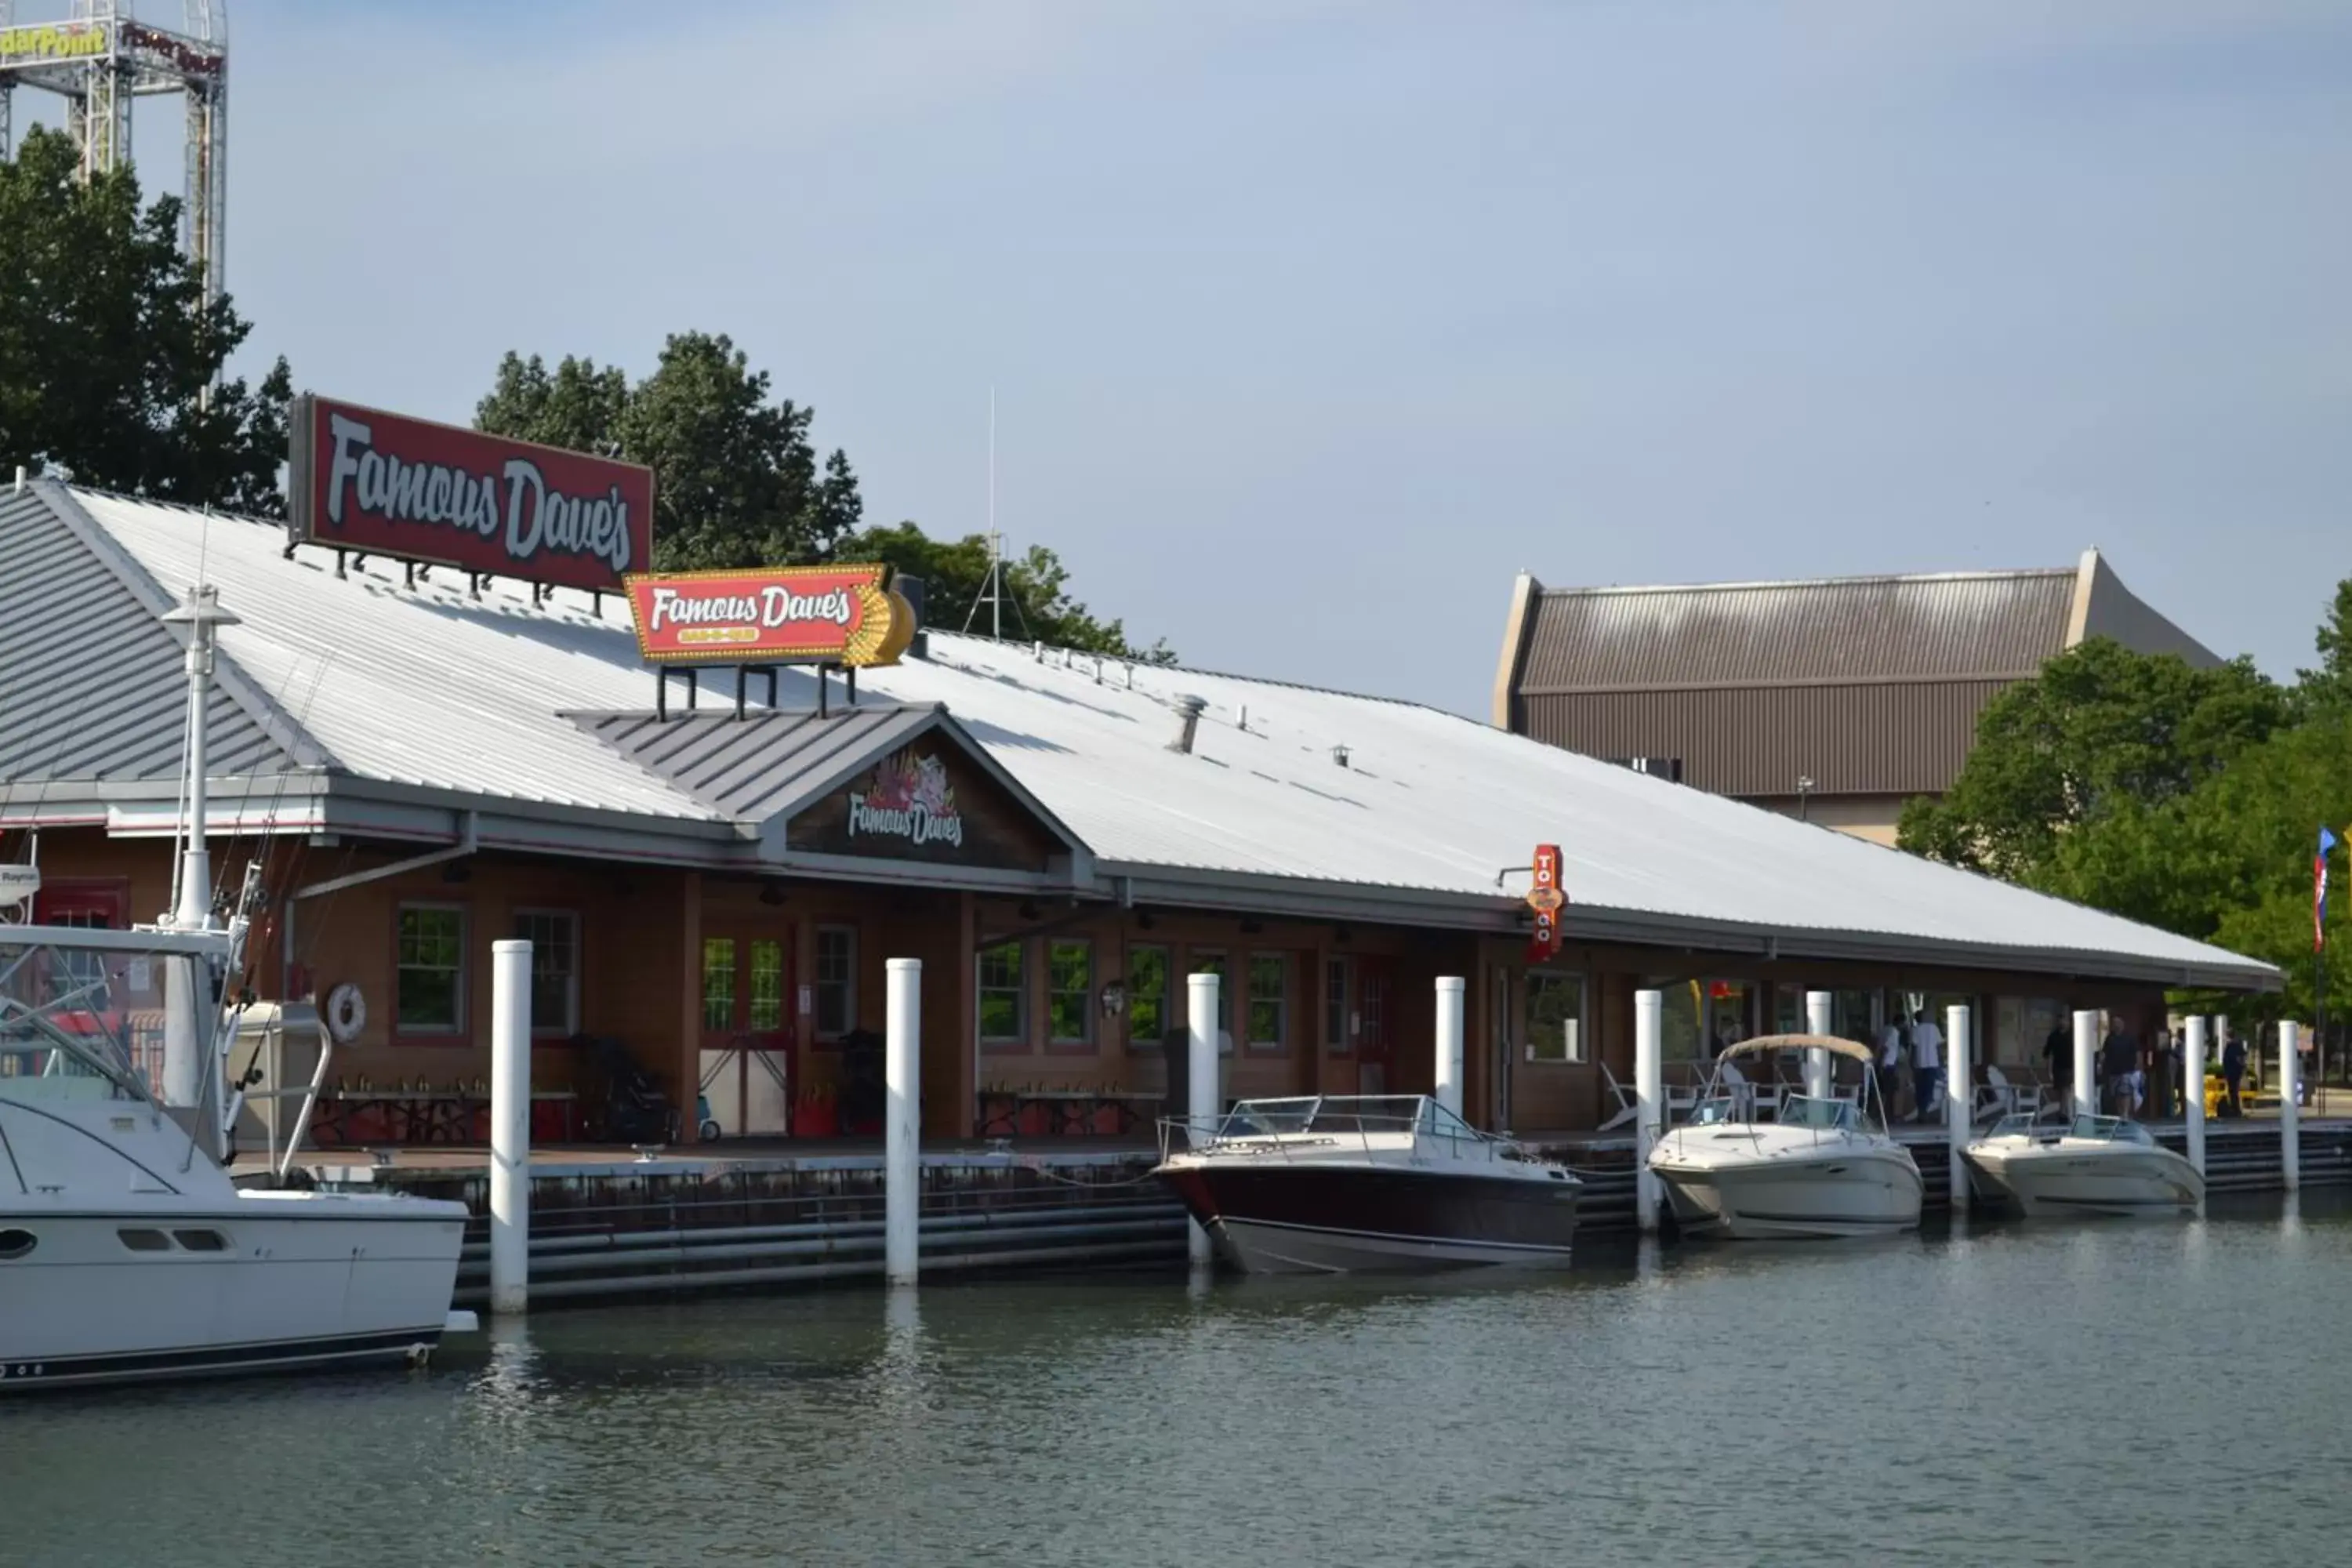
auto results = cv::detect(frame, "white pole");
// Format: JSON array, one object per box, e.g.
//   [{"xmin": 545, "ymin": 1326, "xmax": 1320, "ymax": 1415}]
[
  {"xmin": 2279, "ymin": 1021, "xmax": 2301, "ymax": 1192},
  {"xmin": 2072, "ymin": 1011, "xmax": 2100, "ymax": 1121},
  {"xmin": 2183, "ymin": 1016, "xmax": 2208, "ymax": 1180},
  {"xmin": 488, "ymin": 938, "xmax": 532, "ymax": 1316},
  {"xmin": 1635, "ymin": 989, "xmax": 1663, "ymax": 1234},
  {"xmin": 1186, "ymin": 971, "xmax": 1221, "ymax": 1265},
  {"xmin": 884, "ymin": 958, "xmax": 922, "ymax": 1287},
  {"xmin": 1435, "ymin": 976, "xmax": 1466, "ymax": 1120},
  {"xmin": 1945, "ymin": 1003, "xmax": 1972, "ymax": 1214},
  {"xmin": 1803, "ymin": 990, "xmax": 1832, "ymax": 1099}
]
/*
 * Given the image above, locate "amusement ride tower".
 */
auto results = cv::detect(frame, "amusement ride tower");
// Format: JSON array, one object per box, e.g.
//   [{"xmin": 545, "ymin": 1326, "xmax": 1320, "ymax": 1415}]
[{"xmin": 0, "ymin": 1, "xmax": 228, "ymax": 303}]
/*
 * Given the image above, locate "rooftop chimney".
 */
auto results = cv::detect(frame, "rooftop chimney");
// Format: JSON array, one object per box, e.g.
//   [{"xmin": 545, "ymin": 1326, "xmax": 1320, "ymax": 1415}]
[{"xmin": 1168, "ymin": 694, "xmax": 1207, "ymax": 755}]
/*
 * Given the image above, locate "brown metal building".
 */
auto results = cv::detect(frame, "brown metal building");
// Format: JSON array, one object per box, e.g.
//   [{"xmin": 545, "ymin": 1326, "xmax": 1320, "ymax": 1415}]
[{"xmin": 1490, "ymin": 549, "xmax": 2217, "ymax": 845}]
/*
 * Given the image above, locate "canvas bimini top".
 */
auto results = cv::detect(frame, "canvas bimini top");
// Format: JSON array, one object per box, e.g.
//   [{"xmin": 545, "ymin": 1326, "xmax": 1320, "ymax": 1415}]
[{"xmin": 0, "ymin": 481, "xmax": 2281, "ymax": 993}]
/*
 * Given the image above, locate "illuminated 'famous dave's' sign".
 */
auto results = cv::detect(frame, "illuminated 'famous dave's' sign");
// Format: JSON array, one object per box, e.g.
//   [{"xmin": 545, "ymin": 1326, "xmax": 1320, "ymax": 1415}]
[
  {"xmin": 285, "ymin": 394, "xmax": 655, "ymax": 593},
  {"xmin": 623, "ymin": 565, "xmax": 916, "ymax": 666}
]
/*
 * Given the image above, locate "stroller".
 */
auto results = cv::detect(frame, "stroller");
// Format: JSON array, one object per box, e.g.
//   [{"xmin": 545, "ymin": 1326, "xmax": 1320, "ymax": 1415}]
[{"xmin": 573, "ymin": 1033, "xmax": 680, "ymax": 1145}]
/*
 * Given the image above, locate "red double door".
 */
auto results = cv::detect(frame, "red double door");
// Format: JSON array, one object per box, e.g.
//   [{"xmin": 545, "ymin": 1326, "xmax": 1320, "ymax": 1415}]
[{"xmin": 698, "ymin": 924, "xmax": 796, "ymax": 1137}]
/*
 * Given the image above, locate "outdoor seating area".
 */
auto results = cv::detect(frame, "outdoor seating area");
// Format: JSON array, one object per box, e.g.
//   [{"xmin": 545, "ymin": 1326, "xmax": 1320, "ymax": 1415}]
[{"xmin": 975, "ymin": 1084, "xmax": 1166, "ymax": 1138}]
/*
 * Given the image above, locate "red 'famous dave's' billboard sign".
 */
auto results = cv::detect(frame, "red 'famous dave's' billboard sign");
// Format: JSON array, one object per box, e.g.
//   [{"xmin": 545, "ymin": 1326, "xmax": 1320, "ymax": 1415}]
[
  {"xmin": 285, "ymin": 394, "xmax": 655, "ymax": 593},
  {"xmin": 623, "ymin": 565, "xmax": 917, "ymax": 667}
]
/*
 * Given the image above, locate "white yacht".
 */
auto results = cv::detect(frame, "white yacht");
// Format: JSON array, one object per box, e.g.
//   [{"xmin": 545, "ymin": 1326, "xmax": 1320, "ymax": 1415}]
[
  {"xmin": 1648, "ymin": 1035, "xmax": 1923, "ymax": 1240},
  {"xmin": 1964, "ymin": 1113, "xmax": 2204, "ymax": 1218},
  {"xmin": 1, "ymin": 583, "xmax": 469, "ymax": 1391},
  {"xmin": 0, "ymin": 906, "xmax": 471, "ymax": 1389},
  {"xmin": 1154, "ymin": 1095, "xmax": 1581, "ymax": 1272}
]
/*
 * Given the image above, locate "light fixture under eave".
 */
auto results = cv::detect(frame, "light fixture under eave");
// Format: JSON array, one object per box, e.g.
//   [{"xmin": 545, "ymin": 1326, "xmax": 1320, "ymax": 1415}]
[{"xmin": 759, "ymin": 881, "xmax": 789, "ymax": 907}]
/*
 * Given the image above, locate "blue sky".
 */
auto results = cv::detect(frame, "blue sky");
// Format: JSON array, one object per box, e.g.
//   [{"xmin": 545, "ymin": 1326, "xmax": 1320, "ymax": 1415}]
[{"xmin": 56, "ymin": 1, "xmax": 2352, "ymax": 710}]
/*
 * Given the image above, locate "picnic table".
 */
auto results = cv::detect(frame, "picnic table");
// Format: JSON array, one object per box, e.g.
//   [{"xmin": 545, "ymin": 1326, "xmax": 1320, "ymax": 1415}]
[
  {"xmin": 308, "ymin": 1088, "xmax": 580, "ymax": 1146},
  {"xmin": 975, "ymin": 1088, "xmax": 1165, "ymax": 1137}
]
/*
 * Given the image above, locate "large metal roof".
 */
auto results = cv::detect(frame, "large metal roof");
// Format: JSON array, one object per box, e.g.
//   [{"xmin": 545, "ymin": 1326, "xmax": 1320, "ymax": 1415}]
[
  {"xmin": 4, "ymin": 484, "xmax": 2279, "ymax": 990},
  {"xmin": 1518, "ymin": 568, "xmax": 2081, "ymax": 692},
  {"xmin": 0, "ymin": 485, "xmax": 308, "ymax": 801}
]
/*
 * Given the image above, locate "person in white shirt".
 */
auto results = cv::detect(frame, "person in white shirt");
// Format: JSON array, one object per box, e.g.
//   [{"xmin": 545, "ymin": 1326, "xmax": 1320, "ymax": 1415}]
[
  {"xmin": 1877, "ymin": 1019, "xmax": 1906, "ymax": 1120},
  {"xmin": 1909, "ymin": 1010, "xmax": 1944, "ymax": 1123}
]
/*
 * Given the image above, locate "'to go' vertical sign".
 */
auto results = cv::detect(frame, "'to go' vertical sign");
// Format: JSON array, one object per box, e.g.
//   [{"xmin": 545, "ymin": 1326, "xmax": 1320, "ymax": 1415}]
[{"xmin": 1526, "ymin": 843, "xmax": 1566, "ymax": 964}]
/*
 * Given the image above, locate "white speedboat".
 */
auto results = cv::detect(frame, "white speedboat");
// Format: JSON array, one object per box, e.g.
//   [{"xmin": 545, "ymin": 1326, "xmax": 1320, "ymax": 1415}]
[
  {"xmin": 1, "ymin": 920, "xmax": 470, "ymax": 1389},
  {"xmin": 1963, "ymin": 1113, "xmax": 2203, "ymax": 1218},
  {"xmin": 1153, "ymin": 1095, "xmax": 1581, "ymax": 1272},
  {"xmin": 1648, "ymin": 1034, "xmax": 1923, "ymax": 1240}
]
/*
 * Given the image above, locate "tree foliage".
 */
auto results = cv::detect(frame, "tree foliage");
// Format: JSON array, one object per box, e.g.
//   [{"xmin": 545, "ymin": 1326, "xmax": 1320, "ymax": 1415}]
[
  {"xmin": 1897, "ymin": 638, "xmax": 2287, "ymax": 891},
  {"xmin": 1900, "ymin": 586, "xmax": 2352, "ymax": 1020},
  {"xmin": 843, "ymin": 521, "xmax": 1175, "ymax": 664},
  {"xmin": 475, "ymin": 333, "xmax": 862, "ymax": 570},
  {"xmin": 0, "ymin": 127, "xmax": 292, "ymax": 514},
  {"xmin": 476, "ymin": 334, "xmax": 1172, "ymax": 661}
]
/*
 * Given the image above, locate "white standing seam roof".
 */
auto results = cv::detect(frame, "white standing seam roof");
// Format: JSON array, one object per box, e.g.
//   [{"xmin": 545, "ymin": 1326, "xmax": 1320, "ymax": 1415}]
[{"xmin": 66, "ymin": 488, "xmax": 2274, "ymax": 987}]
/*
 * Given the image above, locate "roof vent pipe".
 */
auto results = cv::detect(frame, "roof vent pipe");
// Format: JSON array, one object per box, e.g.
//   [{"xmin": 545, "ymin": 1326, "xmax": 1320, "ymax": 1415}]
[
  {"xmin": 13, "ymin": 466, "xmax": 24, "ymax": 494},
  {"xmin": 1331, "ymin": 744, "xmax": 1351, "ymax": 769},
  {"xmin": 1168, "ymin": 694, "xmax": 1207, "ymax": 755}
]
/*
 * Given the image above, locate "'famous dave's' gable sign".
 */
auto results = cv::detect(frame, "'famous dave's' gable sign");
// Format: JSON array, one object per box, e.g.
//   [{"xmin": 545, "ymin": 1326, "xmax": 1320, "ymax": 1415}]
[
  {"xmin": 623, "ymin": 566, "xmax": 916, "ymax": 667},
  {"xmin": 786, "ymin": 740, "xmax": 1064, "ymax": 872},
  {"xmin": 285, "ymin": 394, "xmax": 655, "ymax": 593}
]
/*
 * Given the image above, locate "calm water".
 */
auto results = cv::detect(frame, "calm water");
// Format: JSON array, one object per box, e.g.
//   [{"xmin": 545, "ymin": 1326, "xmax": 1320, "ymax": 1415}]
[{"xmin": 5, "ymin": 1199, "xmax": 2349, "ymax": 1568}]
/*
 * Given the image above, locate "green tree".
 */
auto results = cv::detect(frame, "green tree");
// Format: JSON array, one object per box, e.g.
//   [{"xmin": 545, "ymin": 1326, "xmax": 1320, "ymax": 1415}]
[
  {"xmin": 1897, "ymin": 637, "xmax": 2288, "ymax": 889},
  {"xmin": 475, "ymin": 332, "xmax": 861, "ymax": 570},
  {"xmin": 0, "ymin": 126, "xmax": 292, "ymax": 514},
  {"xmin": 2296, "ymin": 577, "xmax": 2352, "ymax": 716},
  {"xmin": 844, "ymin": 521, "xmax": 1176, "ymax": 663}
]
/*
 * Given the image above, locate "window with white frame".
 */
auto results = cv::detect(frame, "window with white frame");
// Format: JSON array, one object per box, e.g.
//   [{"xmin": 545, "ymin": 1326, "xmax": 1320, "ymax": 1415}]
[
  {"xmin": 1525, "ymin": 971, "xmax": 1588, "ymax": 1063},
  {"xmin": 396, "ymin": 905, "xmax": 466, "ymax": 1035},
  {"xmin": 1126, "ymin": 945, "xmax": 1170, "ymax": 1047},
  {"xmin": 978, "ymin": 940, "xmax": 1027, "ymax": 1045},
  {"xmin": 512, "ymin": 911, "xmax": 579, "ymax": 1036},
  {"xmin": 815, "ymin": 926, "xmax": 857, "ymax": 1040},
  {"xmin": 1247, "ymin": 953, "xmax": 1288, "ymax": 1051},
  {"xmin": 1047, "ymin": 940, "xmax": 1094, "ymax": 1046}
]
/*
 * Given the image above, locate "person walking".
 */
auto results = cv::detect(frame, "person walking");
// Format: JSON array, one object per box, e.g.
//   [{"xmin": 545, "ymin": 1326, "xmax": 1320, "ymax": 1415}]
[
  {"xmin": 1910, "ymin": 1009, "xmax": 1944, "ymax": 1123},
  {"xmin": 2043, "ymin": 1015, "xmax": 2074, "ymax": 1117},
  {"xmin": 2100, "ymin": 1017, "xmax": 2136, "ymax": 1116},
  {"xmin": 2222, "ymin": 1028, "xmax": 2248, "ymax": 1119},
  {"xmin": 1877, "ymin": 1014, "xmax": 1907, "ymax": 1122}
]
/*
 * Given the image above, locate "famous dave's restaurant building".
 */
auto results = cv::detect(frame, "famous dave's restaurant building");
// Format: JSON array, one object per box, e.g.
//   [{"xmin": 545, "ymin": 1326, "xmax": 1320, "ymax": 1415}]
[{"xmin": 0, "ymin": 400, "xmax": 2278, "ymax": 1146}]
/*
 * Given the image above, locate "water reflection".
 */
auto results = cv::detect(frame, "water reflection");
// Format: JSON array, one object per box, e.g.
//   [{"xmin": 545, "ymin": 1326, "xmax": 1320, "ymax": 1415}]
[{"xmin": 2, "ymin": 1195, "xmax": 2347, "ymax": 1568}]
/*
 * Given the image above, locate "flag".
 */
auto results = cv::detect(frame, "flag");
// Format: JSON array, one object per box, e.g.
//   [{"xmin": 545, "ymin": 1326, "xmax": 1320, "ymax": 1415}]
[{"xmin": 2319, "ymin": 827, "xmax": 2336, "ymax": 951}]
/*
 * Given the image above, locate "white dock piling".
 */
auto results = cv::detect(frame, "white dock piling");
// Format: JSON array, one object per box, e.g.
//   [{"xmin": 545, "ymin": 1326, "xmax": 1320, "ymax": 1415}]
[
  {"xmin": 2072, "ymin": 1011, "xmax": 2100, "ymax": 1120},
  {"xmin": 1635, "ymin": 989, "xmax": 1662, "ymax": 1234},
  {"xmin": 1803, "ymin": 991, "xmax": 1832, "ymax": 1099},
  {"xmin": 884, "ymin": 958, "xmax": 922, "ymax": 1287},
  {"xmin": 1186, "ymin": 971, "xmax": 1221, "ymax": 1265},
  {"xmin": 1435, "ymin": 976, "xmax": 1466, "ymax": 1120},
  {"xmin": 1945, "ymin": 1003, "xmax": 1972, "ymax": 1214},
  {"xmin": 2184, "ymin": 1016, "xmax": 2208, "ymax": 1181},
  {"xmin": 488, "ymin": 938, "xmax": 532, "ymax": 1316},
  {"xmin": 2279, "ymin": 1020, "xmax": 2301, "ymax": 1192}
]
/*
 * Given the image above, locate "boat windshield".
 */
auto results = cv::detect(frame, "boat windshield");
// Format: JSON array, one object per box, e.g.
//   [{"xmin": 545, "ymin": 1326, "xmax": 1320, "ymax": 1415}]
[
  {"xmin": 1987, "ymin": 1112, "xmax": 2041, "ymax": 1138},
  {"xmin": 0, "ymin": 933, "xmax": 191, "ymax": 1104},
  {"xmin": 2069, "ymin": 1114, "xmax": 2154, "ymax": 1145},
  {"xmin": 1780, "ymin": 1094, "xmax": 1857, "ymax": 1132},
  {"xmin": 1213, "ymin": 1095, "xmax": 1486, "ymax": 1144},
  {"xmin": 1689, "ymin": 1096, "xmax": 1743, "ymax": 1127}
]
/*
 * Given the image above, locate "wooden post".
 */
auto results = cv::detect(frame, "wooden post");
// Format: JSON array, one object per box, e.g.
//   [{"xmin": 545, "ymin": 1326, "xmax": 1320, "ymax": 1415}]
[
  {"xmin": 1635, "ymin": 989, "xmax": 1662, "ymax": 1234},
  {"xmin": 884, "ymin": 958, "xmax": 921, "ymax": 1286},
  {"xmin": 1944, "ymin": 1003, "xmax": 1971, "ymax": 1214},
  {"xmin": 489, "ymin": 939, "xmax": 532, "ymax": 1314}
]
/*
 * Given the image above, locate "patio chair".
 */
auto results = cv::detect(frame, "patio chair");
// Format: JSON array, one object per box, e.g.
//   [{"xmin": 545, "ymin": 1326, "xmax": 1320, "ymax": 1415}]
[{"xmin": 1596, "ymin": 1062, "xmax": 1639, "ymax": 1131}]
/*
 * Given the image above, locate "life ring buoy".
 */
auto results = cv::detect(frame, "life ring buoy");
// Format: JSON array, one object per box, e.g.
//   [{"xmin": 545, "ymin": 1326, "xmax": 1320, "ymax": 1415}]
[{"xmin": 325, "ymin": 982, "xmax": 367, "ymax": 1044}]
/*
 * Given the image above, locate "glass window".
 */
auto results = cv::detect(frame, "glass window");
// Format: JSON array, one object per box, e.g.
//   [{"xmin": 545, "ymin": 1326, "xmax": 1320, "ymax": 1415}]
[
  {"xmin": 1360, "ymin": 964, "xmax": 1388, "ymax": 1051},
  {"xmin": 117, "ymin": 1229, "xmax": 170, "ymax": 1252},
  {"xmin": 748, "ymin": 939, "xmax": 784, "ymax": 1033},
  {"xmin": 1323, "ymin": 957, "xmax": 1350, "ymax": 1054},
  {"xmin": 1526, "ymin": 971, "xmax": 1588, "ymax": 1063},
  {"xmin": 702, "ymin": 937, "xmax": 737, "ymax": 1033},
  {"xmin": 1247, "ymin": 954, "xmax": 1287, "ymax": 1051},
  {"xmin": 512, "ymin": 911, "xmax": 579, "ymax": 1036},
  {"xmin": 813, "ymin": 927, "xmax": 854, "ymax": 1038},
  {"xmin": 1047, "ymin": 941, "xmax": 1093, "ymax": 1045},
  {"xmin": 172, "ymin": 1229, "xmax": 229, "ymax": 1252},
  {"xmin": 979, "ymin": 940, "xmax": 1027, "ymax": 1044},
  {"xmin": 396, "ymin": 906, "xmax": 466, "ymax": 1034},
  {"xmin": 1126, "ymin": 945, "xmax": 1169, "ymax": 1047}
]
